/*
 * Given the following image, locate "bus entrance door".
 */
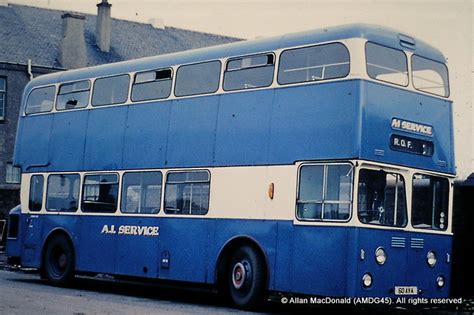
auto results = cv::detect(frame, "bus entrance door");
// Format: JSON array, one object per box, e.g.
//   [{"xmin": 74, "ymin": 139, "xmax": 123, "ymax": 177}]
[{"xmin": 21, "ymin": 214, "xmax": 43, "ymax": 267}]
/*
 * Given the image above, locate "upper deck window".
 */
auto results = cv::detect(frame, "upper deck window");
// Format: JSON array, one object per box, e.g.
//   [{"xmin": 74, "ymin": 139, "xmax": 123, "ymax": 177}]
[
  {"xmin": 358, "ymin": 169, "xmax": 407, "ymax": 227},
  {"xmin": 278, "ymin": 43, "xmax": 350, "ymax": 85},
  {"xmin": 365, "ymin": 42, "xmax": 408, "ymax": 86},
  {"xmin": 92, "ymin": 74, "xmax": 129, "ymax": 106},
  {"xmin": 297, "ymin": 164, "xmax": 352, "ymax": 221},
  {"xmin": 56, "ymin": 80, "xmax": 90, "ymax": 110},
  {"xmin": 223, "ymin": 54, "xmax": 274, "ymax": 91},
  {"xmin": 131, "ymin": 68, "xmax": 173, "ymax": 102},
  {"xmin": 25, "ymin": 86, "xmax": 55, "ymax": 114},
  {"xmin": 175, "ymin": 61, "xmax": 221, "ymax": 97},
  {"xmin": 412, "ymin": 55, "xmax": 449, "ymax": 97},
  {"xmin": 412, "ymin": 174, "xmax": 449, "ymax": 230}
]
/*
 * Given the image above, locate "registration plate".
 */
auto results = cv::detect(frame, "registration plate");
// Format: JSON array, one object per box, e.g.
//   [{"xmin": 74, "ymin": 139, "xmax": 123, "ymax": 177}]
[{"xmin": 395, "ymin": 286, "xmax": 418, "ymax": 295}]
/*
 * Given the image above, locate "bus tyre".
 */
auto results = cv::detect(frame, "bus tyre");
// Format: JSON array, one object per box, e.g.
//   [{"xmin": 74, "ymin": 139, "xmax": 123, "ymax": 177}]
[
  {"xmin": 43, "ymin": 235, "xmax": 75, "ymax": 286},
  {"xmin": 228, "ymin": 245, "xmax": 266, "ymax": 309}
]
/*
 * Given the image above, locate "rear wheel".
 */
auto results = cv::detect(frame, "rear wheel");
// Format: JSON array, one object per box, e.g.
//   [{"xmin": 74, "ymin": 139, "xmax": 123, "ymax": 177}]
[
  {"xmin": 228, "ymin": 245, "xmax": 266, "ymax": 309},
  {"xmin": 43, "ymin": 235, "xmax": 75, "ymax": 286}
]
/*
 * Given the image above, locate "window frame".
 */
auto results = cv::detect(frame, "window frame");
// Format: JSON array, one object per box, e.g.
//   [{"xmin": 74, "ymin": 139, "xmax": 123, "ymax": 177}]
[
  {"xmin": 56, "ymin": 79, "xmax": 91, "ymax": 111},
  {"xmin": 0, "ymin": 76, "xmax": 6, "ymax": 120},
  {"xmin": 277, "ymin": 42, "xmax": 351, "ymax": 86},
  {"xmin": 411, "ymin": 173, "xmax": 450, "ymax": 231},
  {"xmin": 357, "ymin": 168, "xmax": 408, "ymax": 228},
  {"xmin": 81, "ymin": 172, "xmax": 120, "ymax": 213},
  {"xmin": 25, "ymin": 85, "xmax": 56, "ymax": 115},
  {"xmin": 120, "ymin": 170, "xmax": 163, "ymax": 214},
  {"xmin": 164, "ymin": 169, "xmax": 211, "ymax": 216},
  {"xmin": 411, "ymin": 54, "xmax": 450, "ymax": 98},
  {"xmin": 91, "ymin": 74, "xmax": 130, "ymax": 107},
  {"xmin": 223, "ymin": 52, "xmax": 275, "ymax": 91},
  {"xmin": 28, "ymin": 174, "xmax": 44, "ymax": 212},
  {"xmin": 45, "ymin": 173, "xmax": 81, "ymax": 212},
  {"xmin": 365, "ymin": 41, "xmax": 409, "ymax": 87},
  {"xmin": 131, "ymin": 68, "xmax": 174, "ymax": 102},
  {"xmin": 174, "ymin": 60, "xmax": 222, "ymax": 97},
  {"xmin": 296, "ymin": 162, "xmax": 354, "ymax": 222}
]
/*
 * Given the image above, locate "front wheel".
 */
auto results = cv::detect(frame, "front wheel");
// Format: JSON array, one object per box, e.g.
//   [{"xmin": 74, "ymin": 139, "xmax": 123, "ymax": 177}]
[
  {"xmin": 228, "ymin": 245, "xmax": 266, "ymax": 309},
  {"xmin": 43, "ymin": 235, "xmax": 75, "ymax": 286}
]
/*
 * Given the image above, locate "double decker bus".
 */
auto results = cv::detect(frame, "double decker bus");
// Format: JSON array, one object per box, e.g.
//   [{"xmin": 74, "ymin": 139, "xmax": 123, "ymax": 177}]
[{"xmin": 6, "ymin": 24, "xmax": 453, "ymax": 308}]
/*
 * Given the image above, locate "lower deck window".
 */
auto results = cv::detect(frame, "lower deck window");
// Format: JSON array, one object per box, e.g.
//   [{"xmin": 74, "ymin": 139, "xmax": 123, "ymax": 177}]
[
  {"xmin": 164, "ymin": 171, "xmax": 210, "ymax": 215},
  {"xmin": 121, "ymin": 171, "xmax": 162, "ymax": 214},
  {"xmin": 46, "ymin": 174, "xmax": 80, "ymax": 212},
  {"xmin": 297, "ymin": 164, "xmax": 352, "ymax": 221},
  {"xmin": 82, "ymin": 173, "xmax": 119, "ymax": 213},
  {"xmin": 29, "ymin": 175, "xmax": 44, "ymax": 211},
  {"xmin": 358, "ymin": 169, "xmax": 407, "ymax": 227},
  {"xmin": 412, "ymin": 174, "xmax": 449, "ymax": 230}
]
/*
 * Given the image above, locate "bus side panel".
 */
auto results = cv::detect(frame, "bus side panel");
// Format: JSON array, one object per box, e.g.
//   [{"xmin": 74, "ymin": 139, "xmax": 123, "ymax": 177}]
[
  {"xmin": 273, "ymin": 220, "xmax": 294, "ymax": 291},
  {"xmin": 48, "ymin": 111, "xmax": 88, "ymax": 171},
  {"xmin": 360, "ymin": 81, "xmax": 454, "ymax": 174},
  {"xmin": 76, "ymin": 215, "xmax": 118, "ymax": 274},
  {"xmin": 215, "ymin": 90, "xmax": 273, "ymax": 165},
  {"xmin": 166, "ymin": 96, "xmax": 220, "ymax": 168},
  {"xmin": 122, "ymin": 102, "xmax": 171, "ymax": 169},
  {"xmin": 84, "ymin": 107, "xmax": 128, "ymax": 171},
  {"xmin": 270, "ymin": 81, "xmax": 360, "ymax": 164},
  {"xmin": 290, "ymin": 225, "xmax": 349, "ymax": 296},
  {"xmin": 158, "ymin": 218, "xmax": 215, "ymax": 283},
  {"xmin": 16, "ymin": 115, "xmax": 53, "ymax": 172}
]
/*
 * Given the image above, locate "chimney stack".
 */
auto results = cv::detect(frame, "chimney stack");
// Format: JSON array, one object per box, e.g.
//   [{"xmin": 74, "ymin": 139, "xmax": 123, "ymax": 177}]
[
  {"xmin": 96, "ymin": 0, "xmax": 112, "ymax": 53},
  {"xmin": 60, "ymin": 13, "xmax": 87, "ymax": 69}
]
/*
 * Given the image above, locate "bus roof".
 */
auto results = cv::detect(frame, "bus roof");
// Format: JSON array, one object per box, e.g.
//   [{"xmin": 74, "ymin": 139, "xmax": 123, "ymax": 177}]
[{"xmin": 27, "ymin": 23, "xmax": 446, "ymax": 89}]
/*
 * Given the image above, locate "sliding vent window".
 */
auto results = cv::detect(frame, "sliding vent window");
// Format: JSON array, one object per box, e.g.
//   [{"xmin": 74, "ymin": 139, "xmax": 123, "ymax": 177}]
[
  {"xmin": 223, "ymin": 54, "xmax": 274, "ymax": 91},
  {"xmin": 412, "ymin": 174, "xmax": 449, "ymax": 230},
  {"xmin": 46, "ymin": 174, "xmax": 80, "ymax": 212},
  {"xmin": 358, "ymin": 169, "xmax": 407, "ymax": 227},
  {"xmin": 56, "ymin": 80, "xmax": 90, "ymax": 110},
  {"xmin": 297, "ymin": 164, "xmax": 352, "ymax": 221},
  {"xmin": 92, "ymin": 74, "xmax": 129, "ymax": 106},
  {"xmin": 366, "ymin": 42, "xmax": 408, "ymax": 86},
  {"xmin": 121, "ymin": 171, "xmax": 162, "ymax": 214},
  {"xmin": 25, "ymin": 86, "xmax": 55, "ymax": 114},
  {"xmin": 412, "ymin": 55, "xmax": 449, "ymax": 97},
  {"xmin": 164, "ymin": 171, "xmax": 210, "ymax": 215},
  {"xmin": 278, "ymin": 43, "xmax": 350, "ymax": 85},
  {"xmin": 82, "ymin": 173, "xmax": 119, "ymax": 213},
  {"xmin": 132, "ymin": 69, "xmax": 173, "ymax": 102},
  {"xmin": 29, "ymin": 175, "xmax": 44, "ymax": 211},
  {"xmin": 175, "ymin": 61, "xmax": 221, "ymax": 97}
]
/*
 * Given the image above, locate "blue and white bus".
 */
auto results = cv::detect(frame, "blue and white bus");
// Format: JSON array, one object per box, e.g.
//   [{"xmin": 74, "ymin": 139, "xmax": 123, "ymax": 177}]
[{"xmin": 6, "ymin": 24, "xmax": 454, "ymax": 308}]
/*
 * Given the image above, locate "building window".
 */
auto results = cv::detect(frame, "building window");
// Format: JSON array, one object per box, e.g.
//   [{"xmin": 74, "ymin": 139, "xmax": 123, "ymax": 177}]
[
  {"xmin": 121, "ymin": 171, "xmax": 162, "ymax": 214},
  {"xmin": 297, "ymin": 164, "xmax": 352, "ymax": 221},
  {"xmin": 0, "ymin": 77, "xmax": 5, "ymax": 120},
  {"xmin": 5, "ymin": 162, "xmax": 21, "ymax": 184},
  {"xmin": 82, "ymin": 173, "xmax": 119, "ymax": 213},
  {"xmin": 46, "ymin": 174, "xmax": 80, "ymax": 212},
  {"xmin": 164, "ymin": 171, "xmax": 210, "ymax": 215}
]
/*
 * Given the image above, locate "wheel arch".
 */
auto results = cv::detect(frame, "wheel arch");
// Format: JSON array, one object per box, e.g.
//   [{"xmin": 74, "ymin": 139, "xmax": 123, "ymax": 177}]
[
  {"xmin": 214, "ymin": 235, "xmax": 270, "ymax": 290},
  {"xmin": 40, "ymin": 228, "xmax": 76, "ymax": 270}
]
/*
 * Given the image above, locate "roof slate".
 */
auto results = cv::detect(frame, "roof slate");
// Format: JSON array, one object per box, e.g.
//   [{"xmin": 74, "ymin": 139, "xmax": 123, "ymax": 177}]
[{"xmin": 0, "ymin": 4, "xmax": 240, "ymax": 68}]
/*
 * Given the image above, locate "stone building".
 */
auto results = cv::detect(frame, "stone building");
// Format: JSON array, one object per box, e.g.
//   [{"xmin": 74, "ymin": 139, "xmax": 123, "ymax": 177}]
[{"xmin": 0, "ymin": 1, "xmax": 239, "ymax": 221}]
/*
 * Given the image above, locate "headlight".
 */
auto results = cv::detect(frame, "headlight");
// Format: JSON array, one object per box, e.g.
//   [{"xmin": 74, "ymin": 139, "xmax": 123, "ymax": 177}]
[
  {"xmin": 427, "ymin": 251, "xmax": 437, "ymax": 267},
  {"xmin": 375, "ymin": 247, "xmax": 387, "ymax": 265},
  {"xmin": 436, "ymin": 276, "xmax": 445, "ymax": 288},
  {"xmin": 362, "ymin": 273, "xmax": 372, "ymax": 288}
]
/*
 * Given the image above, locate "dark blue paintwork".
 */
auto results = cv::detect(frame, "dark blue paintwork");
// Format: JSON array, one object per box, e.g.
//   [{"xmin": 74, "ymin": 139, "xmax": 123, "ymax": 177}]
[{"xmin": 7, "ymin": 214, "xmax": 452, "ymax": 298}]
